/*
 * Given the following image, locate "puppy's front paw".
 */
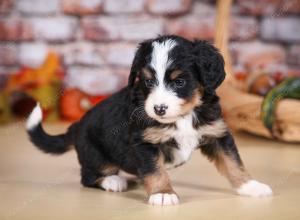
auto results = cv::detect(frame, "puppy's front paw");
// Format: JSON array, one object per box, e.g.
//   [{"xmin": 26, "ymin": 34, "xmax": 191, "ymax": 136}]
[
  {"xmin": 100, "ymin": 175, "xmax": 128, "ymax": 192},
  {"xmin": 148, "ymin": 193, "xmax": 179, "ymax": 206},
  {"xmin": 237, "ymin": 180, "xmax": 273, "ymax": 197}
]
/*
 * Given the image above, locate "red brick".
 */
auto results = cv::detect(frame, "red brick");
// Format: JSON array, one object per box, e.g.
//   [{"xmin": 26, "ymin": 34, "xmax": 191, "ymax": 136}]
[
  {"xmin": 288, "ymin": 45, "xmax": 300, "ymax": 66},
  {"xmin": 60, "ymin": 43, "xmax": 104, "ymax": 67},
  {"xmin": 236, "ymin": 0, "xmax": 280, "ymax": 15},
  {"xmin": 0, "ymin": 17, "xmax": 78, "ymax": 42},
  {"xmin": 279, "ymin": 0, "xmax": 300, "ymax": 14},
  {"xmin": 17, "ymin": 0, "xmax": 60, "ymax": 15},
  {"xmin": 65, "ymin": 67, "xmax": 125, "ymax": 95},
  {"xmin": 101, "ymin": 43, "xmax": 136, "ymax": 67},
  {"xmin": 261, "ymin": 17, "xmax": 300, "ymax": 42},
  {"xmin": 114, "ymin": 67, "xmax": 130, "ymax": 79},
  {"xmin": 0, "ymin": 0, "xmax": 13, "ymax": 14},
  {"xmin": 230, "ymin": 41, "xmax": 286, "ymax": 68},
  {"xmin": 0, "ymin": 18, "xmax": 33, "ymax": 41},
  {"xmin": 237, "ymin": 0, "xmax": 300, "ymax": 15},
  {"xmin": 0, "ymin": 43, "xmax": 19, "ymax": 66},
  {"xmin": 230, "ymin": 16, "xmax": 258, "ymax": 40},
  {"xmin": 104, "ymin": 0, "xmax": 145, "ymax": 14},
  {"xmin": 82, "ymin": 16, "xmax": 164, "ymax": 41},
  {"xmin": 62, "ymin": 0, "xmax": 103, "ymax": 15},
  {"xmin": 19, "ymin": 43, "xmax": 49, "ymax": 68},
  {"xmin": 166, "ymin": 15, "xmax": 215, "ymax": 40},
  {"xmin": 191, "ymin": 1, "xmax": 215, "ymax": 16},
  {"xmin": 146, "ymin": 0, "xmax": 192, "ymax": 15},
  {"xmin": 29, "ymin": 17, "xmax": 78, "ymax": 43}
]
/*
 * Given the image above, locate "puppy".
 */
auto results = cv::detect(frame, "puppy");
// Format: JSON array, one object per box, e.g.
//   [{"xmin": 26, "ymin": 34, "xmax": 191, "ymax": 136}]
[{"xmin": 26, "ymin": 35, "xmax": 272, "ymax": 205}]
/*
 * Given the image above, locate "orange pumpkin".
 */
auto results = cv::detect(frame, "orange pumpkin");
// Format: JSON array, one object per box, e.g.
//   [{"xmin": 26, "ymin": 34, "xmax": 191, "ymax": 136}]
[{"xmin": 60, "ymin": 88, "xmax": 108, "ymax": 121}]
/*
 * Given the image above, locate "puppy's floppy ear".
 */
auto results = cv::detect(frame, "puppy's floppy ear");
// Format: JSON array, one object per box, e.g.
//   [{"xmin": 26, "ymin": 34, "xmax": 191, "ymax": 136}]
[
  {"xmin": 193, "ymin": 40, "xmax": 226, "ymax": 92},
  {"xmin": 128, "ymin": 40, "xmax": 152, "ymax": 88}
]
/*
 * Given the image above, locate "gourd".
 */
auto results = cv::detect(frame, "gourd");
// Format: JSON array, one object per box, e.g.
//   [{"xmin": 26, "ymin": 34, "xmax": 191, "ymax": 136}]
[{"xmin": 261, "ymin": 78, "xmax": 300, "ymax": 137}]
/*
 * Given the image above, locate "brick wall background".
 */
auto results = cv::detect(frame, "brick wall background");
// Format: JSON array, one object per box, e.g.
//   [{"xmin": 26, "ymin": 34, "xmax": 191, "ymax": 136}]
[{"xmin": 0, "ymin": 0, "xmax": 299, "ymax": 95}]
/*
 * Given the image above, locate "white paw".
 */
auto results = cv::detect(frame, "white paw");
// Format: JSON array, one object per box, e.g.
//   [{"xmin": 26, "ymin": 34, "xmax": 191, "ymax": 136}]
[
  {"xmin": 237, "ymin": 180, "xmax": 273, "ymax": 197},
  {"xmin": 148, "ymin": 193, "xmax": 179, "ymax": 206},
  {"xmin": 100, "ymin": 175, "xmax": 127, "ymax": 192}
]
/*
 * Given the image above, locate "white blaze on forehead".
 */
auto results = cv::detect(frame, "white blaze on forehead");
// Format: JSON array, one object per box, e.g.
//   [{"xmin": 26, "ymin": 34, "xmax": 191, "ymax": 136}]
[
  {"xmin": 145, "ymin": 39, "xmax": 182, "ymax": 123},
  {"xmin": 150, "ymin": 39, "xmax": 177, "ymax": 84}
]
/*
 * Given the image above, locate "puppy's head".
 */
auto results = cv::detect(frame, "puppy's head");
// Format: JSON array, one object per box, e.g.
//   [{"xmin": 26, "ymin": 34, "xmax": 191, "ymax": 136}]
[{"xmin": 129, "ymin": 36, "xmax": 225, "ymax": 124}]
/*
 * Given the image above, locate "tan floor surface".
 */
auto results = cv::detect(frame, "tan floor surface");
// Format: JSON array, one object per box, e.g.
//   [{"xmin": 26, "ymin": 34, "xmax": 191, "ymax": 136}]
[{"xmin": 0, "ymin": 123, "xmax": 299, "ymax": 220}]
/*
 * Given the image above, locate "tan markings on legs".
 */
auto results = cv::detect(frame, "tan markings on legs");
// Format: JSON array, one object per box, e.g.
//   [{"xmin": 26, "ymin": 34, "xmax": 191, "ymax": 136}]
[
  {"xmin": 96, "ymin": 164, "xmax": 127, "ymax": 192},
  {"xmin": 100, "ymin": 164, "xmax": 119, "ymax": 176},
  {"xmin": 144, "ymin": 156, "xmax": 175, "ymax": 195},
  {"xmin": 214, "ymin": 151, "xmax": 251, "ymax": 188},
  {"xmin": 95, "ymin": 177, "xmax": 105, "ymax": 187},
  {"xmin": 95, "ymin": 175, "xmax": 128, "ymax": 192},
  {"xmin": 92, "ymin": 164, "xmax": 119, "ymax": 187}
]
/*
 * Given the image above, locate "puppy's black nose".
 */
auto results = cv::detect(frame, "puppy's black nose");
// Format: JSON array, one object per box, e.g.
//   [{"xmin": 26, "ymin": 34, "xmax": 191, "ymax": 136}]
[{"xmin": 154, "ymin": 104, "xmax": 168, "ymax": 116}]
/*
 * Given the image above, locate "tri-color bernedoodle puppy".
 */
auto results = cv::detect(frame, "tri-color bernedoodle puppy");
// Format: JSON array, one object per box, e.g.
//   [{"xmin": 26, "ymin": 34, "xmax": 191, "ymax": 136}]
[{"xmin": 27, "ymin": 35, "xmax": 272, "ymax": 206}]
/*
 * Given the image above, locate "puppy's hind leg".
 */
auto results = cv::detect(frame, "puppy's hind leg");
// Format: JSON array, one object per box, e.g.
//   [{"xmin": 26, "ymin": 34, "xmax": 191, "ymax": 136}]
[
  {"xmin": 98, "ymin": 164, "xmax": 128, "ymax": 192},
  {"xmin": 81, "ymin": 162, "xmax": 128, "ymax": 192},
  {"xmin": 81, "ymin": 165, "xmax": 128, "ymax": 192},
  {"xmin": 201, "ymin": 133, "xmax": 273, "ymax": 197},
  {"xmin": 77, "ymin": 144, "xmax": 127, "ymax": 192}
]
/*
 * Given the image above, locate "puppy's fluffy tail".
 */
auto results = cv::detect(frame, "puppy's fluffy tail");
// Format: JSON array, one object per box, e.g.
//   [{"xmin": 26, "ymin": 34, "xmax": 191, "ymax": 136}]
[{"xmin": 26, "ymin": 103, "xmax": 77, "ymax": 155}]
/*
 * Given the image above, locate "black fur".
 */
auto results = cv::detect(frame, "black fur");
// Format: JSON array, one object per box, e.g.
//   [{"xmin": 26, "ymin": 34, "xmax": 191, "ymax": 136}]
[
  {"xmin": 28, "ymin": 123, "xmax": 77, "ymax": 154},
  {"xmin": 193, "ymin": 40, "xmax": 226, "ymax": 92},
  {"xmin": 27, "ymin": 35, "xmax": 242, "ymax": 190}
]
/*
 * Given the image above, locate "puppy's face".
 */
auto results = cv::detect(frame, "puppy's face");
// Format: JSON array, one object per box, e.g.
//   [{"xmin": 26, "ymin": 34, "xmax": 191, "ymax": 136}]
[{"xmin": 129, "ymin": 36, "xmax": 225, "ymax": 124}]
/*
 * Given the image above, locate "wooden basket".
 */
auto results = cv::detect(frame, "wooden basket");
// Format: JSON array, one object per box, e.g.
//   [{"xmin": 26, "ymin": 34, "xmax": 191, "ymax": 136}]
[{"xmin": 214, "ymin": 0, "xmax": 300, "ymax": 142}]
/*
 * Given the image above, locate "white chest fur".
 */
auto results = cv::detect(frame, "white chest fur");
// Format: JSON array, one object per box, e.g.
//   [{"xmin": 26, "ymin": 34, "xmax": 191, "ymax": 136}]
[
  {"xmin": 143, "ymin": 113, "xmax": 227, "ymax": 169},
  {"xmin": 167, "ymin": 114, "xmax": 199, "ymax": 168}
]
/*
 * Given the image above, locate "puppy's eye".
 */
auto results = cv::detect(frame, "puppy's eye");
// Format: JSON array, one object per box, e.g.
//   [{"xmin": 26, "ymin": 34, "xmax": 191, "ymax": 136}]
[
  {"xmin": 174, "ymin": 78, "xmax": 186, "ymax": 88},
  {"xmin": 145, "ymin": 79, "xmax": 156, "ymax": 88}
]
